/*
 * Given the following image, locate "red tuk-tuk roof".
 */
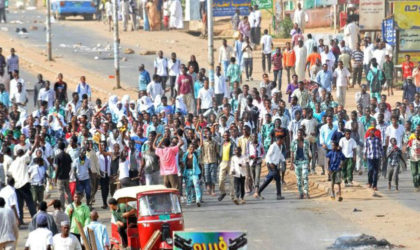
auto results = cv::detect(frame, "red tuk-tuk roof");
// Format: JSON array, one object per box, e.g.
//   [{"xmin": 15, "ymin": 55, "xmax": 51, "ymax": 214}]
[{"xmin": 113, "ymin": 185, "xmax": 178, "ymax": 201}]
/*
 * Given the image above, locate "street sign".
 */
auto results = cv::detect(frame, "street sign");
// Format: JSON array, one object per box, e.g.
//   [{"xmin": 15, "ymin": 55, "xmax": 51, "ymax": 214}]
[
  {"xmin": 382, "ymin": 18, "xmax": 396, "ymax": 46},
  {"xmin": 359, "ymin": 0, "xmax": 385, "ymax": 30},
  {"xmin": 213, "ymin": 0, "xmax": 251, "ymax": 17},
  {"xmin": 174, "ymin": 232, "xmax": 247, "ymax": 250},
  {"xmin": 394, "ymin": 1, "xmax": 420, "ymax": 29},
  {"xmin": 252, "ymin": 0, "xmax": 272, "ymax": 10},
  {"xmin": 399, "ymin": 29, "xmax": 420, "ymax": 52}
]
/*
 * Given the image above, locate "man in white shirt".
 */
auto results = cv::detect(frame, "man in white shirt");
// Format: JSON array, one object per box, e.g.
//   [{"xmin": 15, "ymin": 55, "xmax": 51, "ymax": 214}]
[
  {"xmin": 75, "ymin": 76, "xmax": 91, "ymax": 101},
  {"xmin": 38, "ymin": 80, "xmax": 55, "ymax": 109},
  {"xmin": 154, "ymin": 51, "xmax": 169, "ymax": 91},
  {"xmin": 260, "ymin": 29, "xmax": 273, "ymax": 73},
  {"xmin": 9, "ymin": 70, "xmax": 25, "ymax": 98},
  {"xmin": 321, "ymin": 45, "xmax": 335, "ymax": 72},
  {"xmin": 305, "ymin": 33, "xmax": 316, "ymax": 55},
  {"xmin": 253, "ymin": 5, "xmax": 262, "ymax": 45},
  {"xmin": 248, "ymin": 6, "xmax": 256, "ymax": 44},
  {"xmin": 0, "ymin": 197, "xmax": 19, "ymax": 250},
  {"xmin": 0, "ymin": 176, "xmax": 19, "ymax": 220},
  {"xmin": 254, "ymin": 136, "xmax": 285, "ymax": 200},
  {"xmin": 53, "ymin": 221, "xmax": 82, "ymax": 250},
  {"xmin": 146, "ymin": 75, "xmax": 164, "ymax": 101},
  {"xmin": 197, "ymin": 79, "xmax": 215, "ymax": 114},
  {"xmin": 25, "ymin": 213, "xmax": 53, "ymax": 250},
  {"xmin": 373, "ymin": 42, "xmax": 387, "ymax": 70},
  {"xmin": 363, "ymin": 39, "xmax": 374, "ymax": 76},
  {"xmin": 218, "ymin": 39, "xmax": 233, "ymax": 76},
  {"xmin": 344, "ymin": 19, "xmax": 360, "ymax": 51},
  {"xmin": 168, "ymin": 52, "xmax": 181, "ymax": 98},
  {"xmin": 333, "ymin": 60, "xmax": 351, "ymax": 106},
  {"xmin": 385, "ymin": 115, "xmax": 405, "ymax": 148},
  {"xmin": 214, "ymin": 66, "xmax": 228, "ymax": 106},
  {"xmin": 293, "ymin": 2, "xmax": 308, "ymax": 32},
  {"xmin": 9, "ymin": 82, "xmax": 27, "ymax": 111},
  {"xmin": 338, "ymin": 129, "xmax": 357, "ymax": 185}
]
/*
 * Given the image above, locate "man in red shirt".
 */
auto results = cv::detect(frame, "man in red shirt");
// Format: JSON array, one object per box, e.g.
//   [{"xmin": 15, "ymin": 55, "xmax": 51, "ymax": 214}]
[
  {"xmin": 271, "ymin": 47, "xmax": 283, "ymax": 90},
  {"xmin": 402, "ymin": 54, "xmax": 414, "ymax": 83},
  {"xmin": 282, "ymin": 42, "xmax": 296, "ymax": 85},
  {"xmin": 176, "ymin": 64, "xmax": 194, "ymax": 114}
]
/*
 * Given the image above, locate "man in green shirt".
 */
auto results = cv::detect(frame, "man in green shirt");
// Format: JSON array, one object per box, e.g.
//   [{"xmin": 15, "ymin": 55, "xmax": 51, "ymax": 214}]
[
  {"xmin": 383, "ymin": 55, "xmax": 394, "ymax": 96},
  {"xmin": 65, "ymin": 192, "xmax": 91, "ymax": 241},
  {"xmin": 108, "ymin": 198, "xmax": 136, "ymax": 248},
  {"xmin": 226, "ymin": 57, "xmax": 241, "ymax": 89}
]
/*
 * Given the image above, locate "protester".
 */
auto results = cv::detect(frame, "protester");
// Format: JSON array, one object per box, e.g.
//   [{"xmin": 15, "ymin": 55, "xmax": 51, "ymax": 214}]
[
  {"xmin": 0, "ymin": 197, "xmax": 18, "ymax": 250},
  {"xmin": 25, "ymin": 213, "xmax": 53, "ymax": 250},
  {"xmin": 108, "ymin": 198, "xmax": 136, "ymax": 248},
  {"xmin": 83, "ymin": 210, "xmax": 110, "ymax": 250},
  {"xmin": 327, "ymin": 141, "xmax": 345, "ymax": 201},
  {"xmin": 65, "ymin": 192, "xmax": 91, "ymax": 241},
  {"xmin": 53, "ymin": 221, "xmax": 82, "ymax": 250}
]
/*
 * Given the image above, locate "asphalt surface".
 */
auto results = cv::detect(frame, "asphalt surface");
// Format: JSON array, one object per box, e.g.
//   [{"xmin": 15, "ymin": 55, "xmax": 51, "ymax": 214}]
[
  {"xmin": 354, "ymin": 168, "xmax": 420, "ymax": 212},
  {"xmin": 4, "ymin": 8, "xmax": 155, "ymax": 91}
]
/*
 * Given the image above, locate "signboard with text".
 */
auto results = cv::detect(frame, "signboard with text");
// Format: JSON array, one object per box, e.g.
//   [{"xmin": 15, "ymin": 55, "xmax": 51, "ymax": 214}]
[
  {"xmin": 394, "ymin": 1, "xmax": 420, "ymax": 29},
  {"xmin": 382, "ymin": 18, "xmax": 396, "ymax": 46},
  {"xmin": 397, "ymin": 52, "xmax": 420, "ymax": 64},
  {"xmin": 252, "ymin": 0, "xmax": 272, "ymax": 10},
  {"xmin": 174, "ymin": 232, "xmax": 247, "ymax": 250},
  {"xmin": 399, "ymin": 29, "xmax": 420, "ymax": 52},
  {"xmin": 359, "ymin": 0, "xmax": 385, "ymax": 30},
  {"xmin": 213, "ymin": 0, "xmax": 251, "ymax": 17}
]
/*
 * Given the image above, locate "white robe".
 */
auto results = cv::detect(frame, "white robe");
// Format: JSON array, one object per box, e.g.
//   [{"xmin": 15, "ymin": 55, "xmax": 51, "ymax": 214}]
[
  {"xmin": 344, "ymin": 22, "xmax": 360, "ymax": 51},
  {"xmin": 170, "ymin": 0, "xmax": 183, "ymax": 29},
  {"xmin": 294, "ymin": 46, "xmax": 307, "ymax": 81}
]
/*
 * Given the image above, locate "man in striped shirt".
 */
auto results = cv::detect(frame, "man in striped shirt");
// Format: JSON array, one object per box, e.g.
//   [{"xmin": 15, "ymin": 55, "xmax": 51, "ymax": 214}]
[
  {"xmin": 364, "ymin": 128, "xmax": 383, "ymax": 191},
  {"xmin": 351, "ymin": 43, "xmax": 364, "ymax": 87}
]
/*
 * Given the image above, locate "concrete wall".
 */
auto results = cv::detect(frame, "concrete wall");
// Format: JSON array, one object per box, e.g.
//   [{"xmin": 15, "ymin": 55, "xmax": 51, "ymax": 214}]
[{"xmin": 288, "ymin": 7, "xmax": 332, "ymax": 28}]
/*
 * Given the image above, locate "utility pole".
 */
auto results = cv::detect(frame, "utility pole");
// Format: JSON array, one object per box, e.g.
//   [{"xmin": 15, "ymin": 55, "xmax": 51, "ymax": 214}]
[
  {"xmin": 333, "ymin": 3, "xmax": 337, "ymax": 33},
  {"xmin": 113, "ymin": 0, "xmax": 121, "ymax": 88},
  {"xmin": 207, "ymin": 0, "xmax": 214, "ymax": 86},
  {"xmin": 46, "ymin": 0, "xmax": 52, "ymax": 61}
]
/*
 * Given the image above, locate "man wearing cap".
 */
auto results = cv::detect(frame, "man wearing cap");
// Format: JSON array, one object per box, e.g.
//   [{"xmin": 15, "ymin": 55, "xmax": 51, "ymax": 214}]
[
  {"xmin": 53, "ymin": 221, "xmax": 82, "ymax": 250},
  {"xmin": 25, "ymin": 213, "xmax": 53, "ymax": 250}
]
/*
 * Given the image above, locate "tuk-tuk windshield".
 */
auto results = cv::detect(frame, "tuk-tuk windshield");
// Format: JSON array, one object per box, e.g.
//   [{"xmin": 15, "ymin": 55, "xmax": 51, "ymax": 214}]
[{"xmin": 139, "ymin": 193, "xmax": 181, "ymax": 216}]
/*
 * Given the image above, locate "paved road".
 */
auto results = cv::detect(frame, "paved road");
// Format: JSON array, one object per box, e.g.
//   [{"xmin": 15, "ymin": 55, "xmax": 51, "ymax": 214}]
[
  {"xmin": 4, "ymin": 9, "xmax": 155, "ymax": 91},
  {"xmin": 354, "ymin": 168, "xmax": 420, "ymax": 212}
]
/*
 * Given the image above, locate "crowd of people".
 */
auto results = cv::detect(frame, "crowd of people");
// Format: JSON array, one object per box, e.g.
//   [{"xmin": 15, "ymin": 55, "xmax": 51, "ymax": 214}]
[
  {"xmin": 1, "ymin": 2, "xmax": 420, "ymax": 249},
  {"xmin": 101, "ymin": 0, "xmax": 184, "ymax": 32}
]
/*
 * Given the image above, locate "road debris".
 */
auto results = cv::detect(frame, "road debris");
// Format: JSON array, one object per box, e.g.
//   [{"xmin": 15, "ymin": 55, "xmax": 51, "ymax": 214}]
[
  {"xmin": 353, "ymin": 208, "xmax": 362, "ymax": 212},
  {"xmin": 124, "ymin": 48, "xmax": 135, "ymax": 54},
  {"xmin": 328, "ymin": 234, "xmax": 393, "ymax": 249}
]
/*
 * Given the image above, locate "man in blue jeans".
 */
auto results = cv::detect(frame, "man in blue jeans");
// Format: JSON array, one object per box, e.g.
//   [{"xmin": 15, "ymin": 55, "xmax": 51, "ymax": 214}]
[
  {"xmin": 364, "ymin": 129, "xmax": 383, "ymax": 191},
  {"xmin": 253, "ymin": 136, "xmax": 285, "ymax": 200},
  {"xmin": 75, "ymin": 148, "xmax": 92, "ymax": 205}
]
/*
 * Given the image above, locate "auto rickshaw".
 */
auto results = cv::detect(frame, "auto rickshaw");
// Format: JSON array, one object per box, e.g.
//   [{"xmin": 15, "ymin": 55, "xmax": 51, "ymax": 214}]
[{"xmin": 111, "ymin": 185, "xmax": 184, "ymax": 250}]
